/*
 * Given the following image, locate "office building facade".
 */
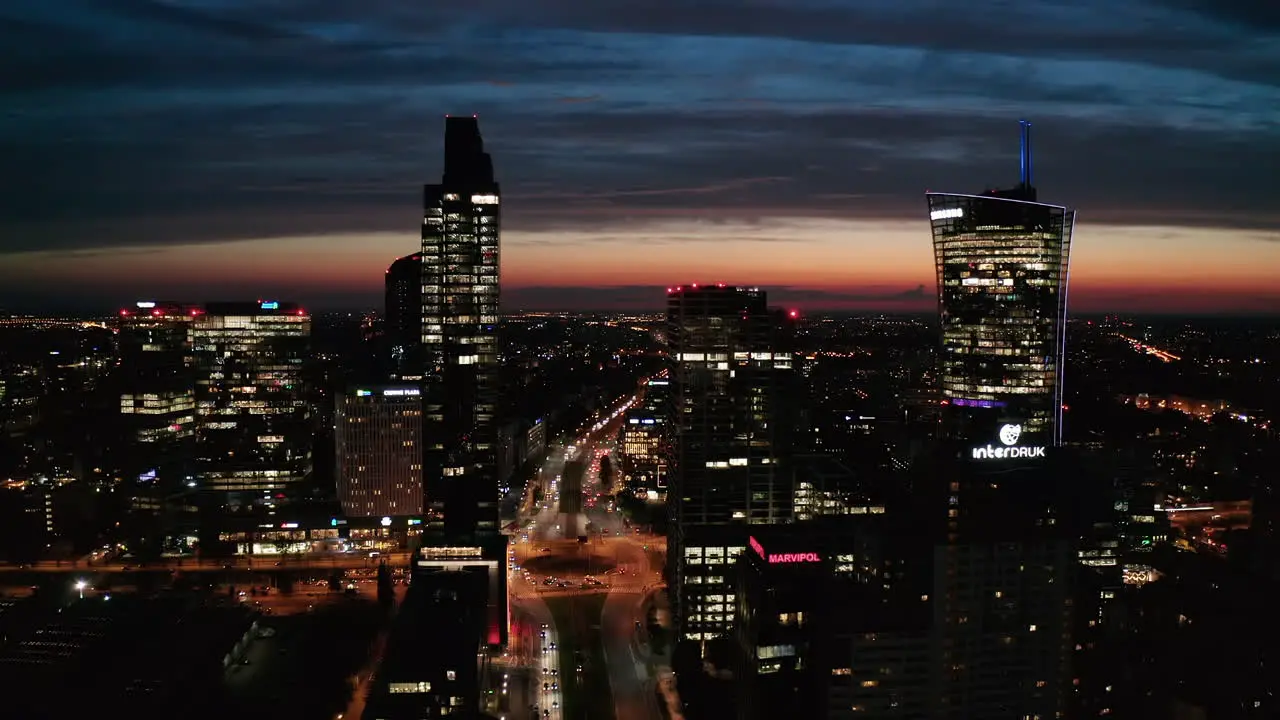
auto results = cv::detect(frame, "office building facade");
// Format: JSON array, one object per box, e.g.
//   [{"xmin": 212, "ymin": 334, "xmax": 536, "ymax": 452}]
[
  {"xmin": 621, "ymin": 375, "xmax": 672, "ymax": 489},
  {"xmin": 927, "ymin": 121, "xmax": 1074, "ymax": 447},
  {"xmin": 420, "ymin": 116, "xmax": 502, "ymax": 542},
  {"xmin": 336, "ymin": 386, "xmax": 424, "ymax": 518},
  {"xmin": 191, "ymin": 301, "xmax": 311, "ymax": 510},
  {"xmin": 666, "ymin": 284, "xmax": 795, "ymax": 642}
]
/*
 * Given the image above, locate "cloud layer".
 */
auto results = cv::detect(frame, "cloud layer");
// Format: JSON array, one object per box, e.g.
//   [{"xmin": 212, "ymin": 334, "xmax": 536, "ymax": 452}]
[{"xmin": 2, "ymin": 0, "xmax": 1278, "ymax": 262}]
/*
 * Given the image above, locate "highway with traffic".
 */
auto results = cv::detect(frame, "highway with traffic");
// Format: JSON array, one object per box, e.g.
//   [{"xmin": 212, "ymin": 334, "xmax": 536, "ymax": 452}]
[{"xmin": 505, "ymin": 391, "xmax": 668, "ymax": 720}]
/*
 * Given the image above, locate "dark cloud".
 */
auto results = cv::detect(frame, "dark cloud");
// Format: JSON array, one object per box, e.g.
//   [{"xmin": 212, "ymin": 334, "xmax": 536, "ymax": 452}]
[{"xmin": 1, "ymin": 0, "xmax": 1278, "ymax": 259}]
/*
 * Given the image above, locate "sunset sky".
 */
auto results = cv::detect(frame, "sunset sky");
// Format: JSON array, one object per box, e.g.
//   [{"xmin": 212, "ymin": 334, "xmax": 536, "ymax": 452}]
[{"xmin": 2, "ymin": 0, "xmax": 1279, "ymax": 314}]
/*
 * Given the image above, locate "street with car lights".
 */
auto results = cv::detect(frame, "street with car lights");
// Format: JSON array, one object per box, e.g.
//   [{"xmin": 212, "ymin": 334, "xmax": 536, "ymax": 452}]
[{"xmin": 503, "ymin": 393, "xmax": 669, "ymax": 720}]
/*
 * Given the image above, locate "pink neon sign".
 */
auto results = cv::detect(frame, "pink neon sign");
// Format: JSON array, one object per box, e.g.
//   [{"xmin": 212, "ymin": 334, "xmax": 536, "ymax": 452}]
[
  {"xmin": 749, "ymin": 536, "xmax": 820, "ymax": 564},
  {"xmin": 768, "ymin": 552, "xmax": 821, "ymax": 564}
]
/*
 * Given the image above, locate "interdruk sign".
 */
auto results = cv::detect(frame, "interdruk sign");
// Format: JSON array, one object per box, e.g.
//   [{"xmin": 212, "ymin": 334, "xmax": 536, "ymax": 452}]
[{"xmin": 972, "ymin": 423, "xmax": 1046, "ymax": 460}]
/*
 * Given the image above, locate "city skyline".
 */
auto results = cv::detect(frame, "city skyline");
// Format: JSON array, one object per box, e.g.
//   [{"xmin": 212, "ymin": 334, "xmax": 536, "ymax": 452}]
[{"xmin": 3, "ymin": 0, "xmax": 1279, "ymax": 314}]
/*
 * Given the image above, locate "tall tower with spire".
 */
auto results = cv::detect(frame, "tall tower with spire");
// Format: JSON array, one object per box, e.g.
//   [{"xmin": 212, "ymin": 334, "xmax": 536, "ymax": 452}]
[{"xmin": 926, "ymin": 120, "xmax": 1075, "ymax": 448}]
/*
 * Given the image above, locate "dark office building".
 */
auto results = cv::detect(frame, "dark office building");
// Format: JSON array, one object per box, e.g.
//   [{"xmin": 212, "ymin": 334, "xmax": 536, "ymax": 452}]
[
  {"xmin": 336, "ymin": 385, "xmax": 424, "ymax": 518},
  {"xmin": 191, "ymin": 301, "xmax": 311, "ymax": 511},
  {"xmin": 665, "ymin": 284, "xmax": 795, "ymax": 642},
  {"xmin": 114, "ymin": 301, "xmax": 198, "ymax": 490},
  {"xmin": 420, "ymin": 115, "xmax": 502, "ymax": 543},
  {"xmin": 926, "ymin": 121, "xmax": 1074, "ymax": 447},
  {"xmin": 364, "ymin": 571, "xmax": 487, "ymax": 720},
  {"xmin": 385, "ymin": 252, "xmax": 423, "ymax": 380},
  {"xmin": 734, "ymin": 448, "xmax": 1082, "ymax": 720}
]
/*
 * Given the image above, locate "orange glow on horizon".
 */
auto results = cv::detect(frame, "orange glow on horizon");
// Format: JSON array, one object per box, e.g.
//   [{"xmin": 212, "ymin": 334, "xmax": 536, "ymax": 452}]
[{"xmin": 2, "ymin": 218, "xmax": 1278, "ymax": 313}]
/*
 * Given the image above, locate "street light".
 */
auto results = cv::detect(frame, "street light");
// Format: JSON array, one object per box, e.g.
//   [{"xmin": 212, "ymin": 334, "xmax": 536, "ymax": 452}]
[{"xmin": 74, "ymin": 579, "xmax": 87, "ymax": 599}]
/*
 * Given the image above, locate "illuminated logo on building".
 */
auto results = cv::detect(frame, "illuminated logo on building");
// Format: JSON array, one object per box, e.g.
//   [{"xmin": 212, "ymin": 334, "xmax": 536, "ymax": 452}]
[
  {"xmin": 972, "ymin": 423, "xmax": 1046, "ymax": 460},
  {"xmin": 749, "ymin": 536, "xmax": 821, "ymax": 564},
  {"xmin": 260, "ymin": 301, "xmax": 279, "ymax": 310},
  {"xmin": 999, "ymin": 423, "xmax": 1022, "ymax": 446},
  {"xmin": 930, "ymin": 207, "xmax": 964, "ymax": 221},
  {"xmin": 768, "ymin": 552, "xmax": 821, "ymax": 564}
]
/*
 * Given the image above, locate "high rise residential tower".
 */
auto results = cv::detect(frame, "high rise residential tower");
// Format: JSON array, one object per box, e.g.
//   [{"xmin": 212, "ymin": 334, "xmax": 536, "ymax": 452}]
[
  {"xmin": 927, "ymin": 120, "xmax": 1074, "ymax": 447},
  {"xmin": 419, "ymin": 115, "xmax": 502, "ymax": 542},
  {"xmin": 665, "ymin": 284, "xmax": 796, "ymax": 642}
]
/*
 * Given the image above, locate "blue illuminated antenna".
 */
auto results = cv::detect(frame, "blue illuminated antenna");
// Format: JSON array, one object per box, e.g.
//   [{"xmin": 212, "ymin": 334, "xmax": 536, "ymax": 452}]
[{"xmin": 1019, "ymin": 119, "xmax": 1033, "ymax": 188}]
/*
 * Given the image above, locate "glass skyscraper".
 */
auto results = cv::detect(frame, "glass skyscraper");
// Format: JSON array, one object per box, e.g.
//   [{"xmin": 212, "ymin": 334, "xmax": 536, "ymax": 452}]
[
  {"xmin": 420, "ymin": 116, "xmax": 501, "ymax": 542},
  {"xmin": 926, "ymin": 121, "xmax": 1074, "ymax": 446},
  {"xmin": 191, "ymin": 301, "xmax": 311, "ymax": 510}
]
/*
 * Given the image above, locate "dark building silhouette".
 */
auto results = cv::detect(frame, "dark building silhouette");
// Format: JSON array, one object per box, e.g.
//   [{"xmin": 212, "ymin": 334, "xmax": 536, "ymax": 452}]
[
  {"xmin": 365, "ymin": 572, "xmax": 488, "ymax": 720},
  {"xmin": 385, "ymin": 252, "xmax": 422, "ymax": 380}
]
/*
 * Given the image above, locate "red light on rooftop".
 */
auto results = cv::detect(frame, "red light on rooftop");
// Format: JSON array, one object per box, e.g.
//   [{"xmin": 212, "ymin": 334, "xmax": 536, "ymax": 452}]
[
  {"xmin": 788, "ymin": 309, "xmax": 799, "ymax": 318},
  {"xmin": 717, "ymin": 282, "xmax": 726, "ymax": 288},
  {"xmin": 152, "ymin": 310, "xmax": 163, "ymax": 317},
  {"xmin": 189, "ymin": 309, "xmax": 203, "ymax": 316},
  {"xmin": 692, "ymin": 283, "xmax": 698, "ymax": 288},
  {"xmin": 297, "ymin": 309, "xmax": 306, "ymax": 316},
  {"xmin": 119, "ymin": 310, "xmax": 130, "ymax": 316}
]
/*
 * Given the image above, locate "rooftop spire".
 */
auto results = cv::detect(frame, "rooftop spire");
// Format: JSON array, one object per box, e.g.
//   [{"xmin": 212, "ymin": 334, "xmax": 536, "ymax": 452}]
[{"xmin": 1019, "ymin": 119, "xmax": 1033, "ymax": 189}]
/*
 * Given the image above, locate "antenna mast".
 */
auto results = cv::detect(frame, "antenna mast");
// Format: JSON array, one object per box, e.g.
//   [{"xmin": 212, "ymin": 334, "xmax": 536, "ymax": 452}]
[{"xmin": 1019, "ymin": 119, "xmax": 1033, "ymax": 188}]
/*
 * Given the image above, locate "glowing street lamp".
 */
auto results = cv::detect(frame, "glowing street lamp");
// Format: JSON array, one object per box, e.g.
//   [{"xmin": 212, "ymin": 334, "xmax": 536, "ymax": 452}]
[{"xmin": 74, "ymin": 579, "xmax": 88, "ymax": 599}]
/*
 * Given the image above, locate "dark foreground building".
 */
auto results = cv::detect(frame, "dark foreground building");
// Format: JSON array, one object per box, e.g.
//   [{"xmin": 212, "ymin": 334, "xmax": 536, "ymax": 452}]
[
  {"xmin": 364, "ymin": 571, "xmax": 488, "ymax": 720},
  {"xmin": 733, "ymin": 446, "xmax": 1086, "ymax": 720}
]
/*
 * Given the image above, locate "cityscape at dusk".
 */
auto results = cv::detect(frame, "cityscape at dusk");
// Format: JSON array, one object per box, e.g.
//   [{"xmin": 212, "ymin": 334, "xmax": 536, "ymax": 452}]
[
  {"xmin": 4, "ymin": 0, "xmax": 1280, "ymax": 313},
  {"xmin": 2, "ymin": 3, "xmax": 1280, "ymax": 720}
]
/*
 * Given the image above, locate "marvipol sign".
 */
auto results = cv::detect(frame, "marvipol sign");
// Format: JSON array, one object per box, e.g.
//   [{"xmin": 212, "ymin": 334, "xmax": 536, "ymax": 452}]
[
  {"xmin": 750, "ymin": 536, "xmax": 821, "ymax": 564},
  {"xmin": 768, "ymin": 552, "xmax": 821, "ymax": 564}
]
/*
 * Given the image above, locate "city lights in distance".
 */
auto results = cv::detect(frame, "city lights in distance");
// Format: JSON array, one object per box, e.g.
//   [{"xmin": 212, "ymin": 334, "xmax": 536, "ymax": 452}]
[{"xmin": 931, "ymin": 207, "xmax": 964, "ymax": 220}]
